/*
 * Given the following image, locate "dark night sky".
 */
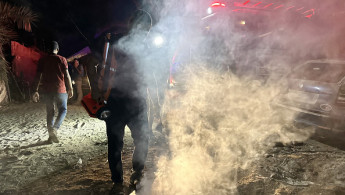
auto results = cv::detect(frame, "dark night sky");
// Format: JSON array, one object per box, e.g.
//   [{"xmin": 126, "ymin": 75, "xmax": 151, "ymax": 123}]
[
  {"xmin": 8, "ymin": 0, "xmax": 345, "ymax": 58},
  {"xmin": 25, "ymin": 0, "xmax": 141, "ymax": 57}
]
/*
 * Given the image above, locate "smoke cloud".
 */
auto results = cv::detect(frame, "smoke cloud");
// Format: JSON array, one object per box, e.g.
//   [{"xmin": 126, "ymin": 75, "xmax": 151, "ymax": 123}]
[
  {"xmin": 112, "ymin": 0, "xmax": 345, "ymax": 194},
  {"xmin": 150, "ymin": 65, "xmax": 313, "ymax": 195}
]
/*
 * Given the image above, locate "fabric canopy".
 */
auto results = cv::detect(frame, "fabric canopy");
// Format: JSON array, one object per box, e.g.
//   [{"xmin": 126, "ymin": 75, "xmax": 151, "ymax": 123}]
[
  {"xmin": 67, "ymin": 47, "xmax": 91, "ymax": 62},
  {"xmin": 11, "ymin": 41, "xmax": 42, "ymax": 85}
]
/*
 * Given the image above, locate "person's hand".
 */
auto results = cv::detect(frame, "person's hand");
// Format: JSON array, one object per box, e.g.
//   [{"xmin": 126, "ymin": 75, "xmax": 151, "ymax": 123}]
[
  {"xmin": 32, "ymin": 92, "xmax": 39, "ymax": 103},
  {"xmin": 98, "ymin": 96, "xmax": 106, "ymax": 105},
  {"xmin": 67, "ymin": 89, "xmax": 73, "ymax": 99}
]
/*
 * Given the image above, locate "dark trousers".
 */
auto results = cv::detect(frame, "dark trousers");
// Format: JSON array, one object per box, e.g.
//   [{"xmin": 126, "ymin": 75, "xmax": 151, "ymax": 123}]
[
  {"xmin": 105, "ymin": 101, "xmax": 150, "ymax": 183},
  {"xmin": 84, "ymin": 62, "xmax": 101, "ymax": 100}
]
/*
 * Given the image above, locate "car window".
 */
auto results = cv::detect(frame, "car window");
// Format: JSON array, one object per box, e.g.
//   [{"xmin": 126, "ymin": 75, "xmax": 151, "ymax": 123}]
[{"xmin": 290, "ymin": 62, "xmax": 345, "ymax": 82}]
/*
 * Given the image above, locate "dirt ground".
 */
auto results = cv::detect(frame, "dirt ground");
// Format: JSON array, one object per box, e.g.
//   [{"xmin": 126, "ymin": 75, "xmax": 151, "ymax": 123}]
[{"xmin": 0, "ymin": 102, "xmax": 345, "ymax": 195}]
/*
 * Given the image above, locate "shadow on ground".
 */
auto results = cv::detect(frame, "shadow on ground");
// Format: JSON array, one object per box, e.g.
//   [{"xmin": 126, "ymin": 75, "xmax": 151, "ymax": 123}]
[
  {"xmin": 20, "ymin": 140, "xmax": 52, "ymax": 150},
  {"xmin": 311, "ymin": 128, "xmax": 345, "ymax": 151}
]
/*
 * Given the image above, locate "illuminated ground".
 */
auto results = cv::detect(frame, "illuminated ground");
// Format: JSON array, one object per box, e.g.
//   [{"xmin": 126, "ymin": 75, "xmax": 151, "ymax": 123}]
[
  {"xmin": 0, "ymin": 103, "xmax": 108, "ymax": 193},
  {"xmin": 0, "ymin": 102, "xmax": 345, "ymax": 194}
]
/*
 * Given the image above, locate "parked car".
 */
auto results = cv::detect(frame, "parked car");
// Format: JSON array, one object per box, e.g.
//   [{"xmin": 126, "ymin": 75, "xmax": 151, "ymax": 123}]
[{"xmin": 272, "ymin": 59, "xmax": 345, "ymax": 131}]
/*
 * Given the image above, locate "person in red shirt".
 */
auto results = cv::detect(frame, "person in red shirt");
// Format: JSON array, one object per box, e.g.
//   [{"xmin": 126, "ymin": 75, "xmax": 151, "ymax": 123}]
[{"xmin": 32, "ymin": 41, "xmax": 73, "ymax": 143}]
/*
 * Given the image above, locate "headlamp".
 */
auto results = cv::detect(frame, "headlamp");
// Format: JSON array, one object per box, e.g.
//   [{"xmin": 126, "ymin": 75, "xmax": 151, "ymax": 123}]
[{"xmin": 153, "ymin": 35, "xmax": 164, "ymax": 47}]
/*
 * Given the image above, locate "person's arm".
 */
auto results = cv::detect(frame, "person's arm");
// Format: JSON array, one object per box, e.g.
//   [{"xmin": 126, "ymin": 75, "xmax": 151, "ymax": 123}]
[
  {"xmin": 62, "ymin": 58, "xmax": 73, "ymax": 99},
  {"xmin": 32, "ymin": 73, "xmax": 42, "ymax": 102},
  {"xmin": 64, "ymin": 68, "xmax": 73, "ymax": 99},
  {"xmin": 32, "ymin": 58, "xmax": 43, "ymax": 102},
  {"xmin": 32, "ymin": 72, "xmax": 42, "ymax": 93},
  {"xmin": 76, "ymin": 65, "xmax": 82, "ymax": 75}
]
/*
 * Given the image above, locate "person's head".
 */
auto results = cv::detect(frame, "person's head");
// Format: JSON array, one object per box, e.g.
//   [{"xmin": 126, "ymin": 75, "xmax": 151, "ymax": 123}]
[
  {"xmin": 49, "ymin": 41, "xmax": 59, "ymax": 54},
  {"xmin": 73, "ymin": 58, "xmax": 79, "ymax": 68},
  {"xmin": 127, "ymin": 9, "xmax": 152, "ymax": 33}
]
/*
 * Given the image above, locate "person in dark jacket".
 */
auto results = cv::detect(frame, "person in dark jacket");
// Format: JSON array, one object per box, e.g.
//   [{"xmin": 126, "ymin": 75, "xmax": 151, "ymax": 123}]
[
  {"xmin": 104, "ymin": 10, "xmax": 157, "ymax": 194},
  {"xmin": 104, "ymin": 40, "xmax": 150, "ymax": 193},
  {"xmin": 71, "ymin": 58, "xmax": 85, "ymax": 105},
  {"xmin": 78, "ymin": 53, "xmax": 101, "ymax": 100}
]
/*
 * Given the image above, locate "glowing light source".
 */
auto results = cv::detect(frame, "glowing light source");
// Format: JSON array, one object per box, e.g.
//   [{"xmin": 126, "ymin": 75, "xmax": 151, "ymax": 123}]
[
  {"xmin": 211, "ymin": 2, "xmax": 226, "ymax": 7},
  {"xmin": 286, "ymin": 6, "xmax": 295, "ymax": 10},
  {"xmin": 274, "ymin": 5, "xmax": 284, "ymax": 9},
  {"xmin": 209, "ymin": 1, "xmax": 316, "ymax": 19},
  {"xmin": 296, "ymin": 7, "xmax": 304, "ymax": 11},
  {"xmin": 304, "ymin": 9, "xmax": 315, "ymax": 18},
  {"xmin": 240, "ymin": 20, "xmax": 246, "ymax": 25},
  {"xmin": 263, "ymin": 3, "xmax": 273, "ymax": 8},
  {"xmin": 252, "ymin": 2, "xmax": 262, "ymax": 7},
  {"xmin": 153, "ymin": 35, "xmax": 164, "ymax": 47},
  {"xmin": 207, "ymin": 7, "xmax": 213, "ymax": 14},
  {"xmin": 303, "ymin": 9, "xmax": 315, "ymax": 15},
  {"xmin": 243, "ymin": 0, "xmax": 250, "ymax": 6}
]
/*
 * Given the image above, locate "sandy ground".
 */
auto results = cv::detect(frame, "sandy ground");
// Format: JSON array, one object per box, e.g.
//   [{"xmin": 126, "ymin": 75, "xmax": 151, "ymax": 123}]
[
  {"xmin": 0, "ymin": 102, "xmax": 109, "ymax": 193},
  {"xmin": 0, "ymin": 101, "xmax": 167, "ymax": 195},
  {"xmin": 0, "ymin": 102, "xmax": 345, "ymax": 195}
]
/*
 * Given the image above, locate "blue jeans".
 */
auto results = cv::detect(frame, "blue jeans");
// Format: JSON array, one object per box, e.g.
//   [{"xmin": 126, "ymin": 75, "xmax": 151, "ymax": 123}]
[{"xmin": 45, "ymin": 93, "xmax": 68, "ymax": 130}]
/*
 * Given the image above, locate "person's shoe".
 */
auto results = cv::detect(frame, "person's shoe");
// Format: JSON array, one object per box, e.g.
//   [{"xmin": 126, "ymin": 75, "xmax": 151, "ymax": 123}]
[
  {"xmin": 109, "ymin": 183, "xmax": 125, "ymax": 195},
  {"xmin": 47, "ymin": 137, "xmax": 53, "ymax": 144},
  {"xmin": 130, "ymin": 170, "xmax": 143, "ymax": 186},
  {"xmin": 129, "ymin": 170, "xmax": 144, "ymax": 192},
  {"xmin": 48, "ymin": 128, "xmax": 59, "ymax": 143}
]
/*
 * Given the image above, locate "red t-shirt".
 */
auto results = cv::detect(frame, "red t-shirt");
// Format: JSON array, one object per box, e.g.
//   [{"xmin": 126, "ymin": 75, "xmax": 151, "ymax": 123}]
[{"xmin": 37, "ymin": 54, "xmax": 68, "ymax": 93}]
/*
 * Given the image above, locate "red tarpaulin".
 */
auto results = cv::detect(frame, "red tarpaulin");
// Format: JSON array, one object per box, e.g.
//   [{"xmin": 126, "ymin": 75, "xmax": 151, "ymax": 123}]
[{"xmin": 11, "ymin": 41, "xmax": 42, "ymax": 85}]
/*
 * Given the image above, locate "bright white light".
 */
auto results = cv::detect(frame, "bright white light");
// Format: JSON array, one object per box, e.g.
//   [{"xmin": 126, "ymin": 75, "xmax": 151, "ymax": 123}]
[
  {"xmin": 207, "ymin": 7, "xmax": 213, "ymax": 15},
  {"xmin": 240, "ymin": 20, "xmax": 246, "ymax": 25},
  {"xmin": 153, "ymin": 35, "xmax": 164, "ymax": 47}
]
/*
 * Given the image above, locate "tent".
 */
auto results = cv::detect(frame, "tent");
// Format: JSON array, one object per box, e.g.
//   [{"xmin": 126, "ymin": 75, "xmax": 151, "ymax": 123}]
[{"xmin": 11, "ymin": 41, "xmax": 42, "ymax": 86}]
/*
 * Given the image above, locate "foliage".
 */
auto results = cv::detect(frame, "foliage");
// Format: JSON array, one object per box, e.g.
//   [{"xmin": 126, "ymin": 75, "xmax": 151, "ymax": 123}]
[
  {"xmin": 0, "ymin": 1, "xmax": 37, "ymax": 84},
  {"xmin": 0, "ymin": 1, "xmax": 37, "ymax": 33},
  {"xmin": 0, "ymin": 55, "xmax": 8, "ymax": 82}
]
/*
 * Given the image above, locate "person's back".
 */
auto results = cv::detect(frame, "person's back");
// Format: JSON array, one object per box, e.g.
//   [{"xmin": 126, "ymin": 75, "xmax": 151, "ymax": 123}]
[
  {"xmin": 108, "ymin": 47, "xmax": 143, "ymax": 100},
  {"xmin": 38, "ymin": 54, "xmax": 69, "ymax": 94}
]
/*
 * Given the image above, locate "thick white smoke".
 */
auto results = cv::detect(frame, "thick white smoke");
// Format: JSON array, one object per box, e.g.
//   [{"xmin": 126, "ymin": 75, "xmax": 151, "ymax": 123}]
[
  {"xmin": 146, "ymin": 66, "xmax": 313, "ymax": 195},
  {"xmin": 117, "ymin": 0, "xmax": 345, "ymax": 194}
]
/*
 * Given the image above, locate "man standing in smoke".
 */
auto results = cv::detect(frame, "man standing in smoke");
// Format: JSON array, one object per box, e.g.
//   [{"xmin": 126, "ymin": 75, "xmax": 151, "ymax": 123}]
[{"xmin": 103, "ymin": 10, "xmax": 152, "ymax": 193}]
